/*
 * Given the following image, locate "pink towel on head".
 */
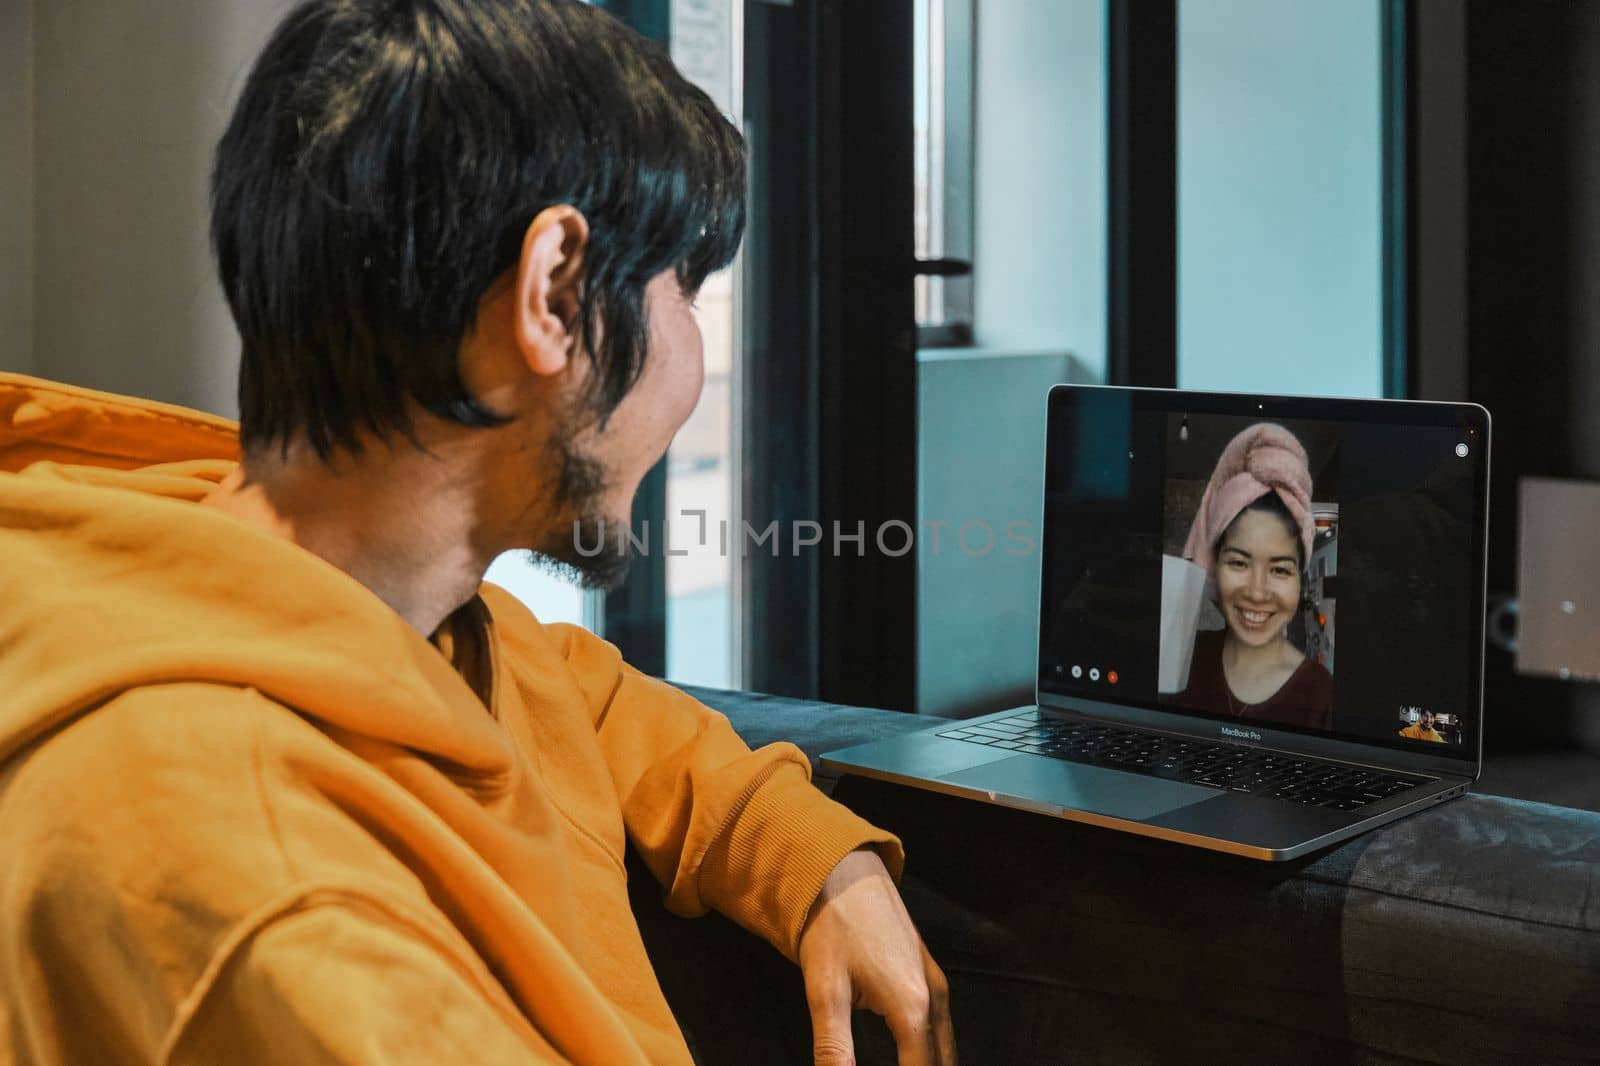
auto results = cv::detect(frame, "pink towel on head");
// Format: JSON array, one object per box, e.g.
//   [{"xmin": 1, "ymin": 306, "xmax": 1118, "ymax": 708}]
[{"xmin": 1181, "ymin": 422, "xmax": 1315, "ymax": 573}]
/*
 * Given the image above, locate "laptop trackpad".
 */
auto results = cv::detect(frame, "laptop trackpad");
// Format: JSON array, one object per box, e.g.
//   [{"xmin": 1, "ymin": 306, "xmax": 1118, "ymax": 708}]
[{"xmin": 943, "ymin": 756, "xmax": 1216, "ymax": 822}]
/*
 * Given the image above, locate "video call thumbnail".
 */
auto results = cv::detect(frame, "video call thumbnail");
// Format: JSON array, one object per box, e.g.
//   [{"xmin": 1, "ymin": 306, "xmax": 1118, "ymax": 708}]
[{"xmin": 1397, "ymin": 707, "xmax": 1460, "ymax": 745}]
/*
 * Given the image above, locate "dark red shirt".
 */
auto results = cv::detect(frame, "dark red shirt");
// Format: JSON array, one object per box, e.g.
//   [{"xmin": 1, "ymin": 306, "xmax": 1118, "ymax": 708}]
[{"xmin": 1175, "ymin": 629, "xmax": 1334, "ymax": 731}]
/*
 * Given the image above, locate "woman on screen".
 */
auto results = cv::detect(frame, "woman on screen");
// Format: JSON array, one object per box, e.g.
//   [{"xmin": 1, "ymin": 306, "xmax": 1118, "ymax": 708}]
[{"xmin": 1177, "ymin": 423, "xmax": 1333, "ymax": 730}]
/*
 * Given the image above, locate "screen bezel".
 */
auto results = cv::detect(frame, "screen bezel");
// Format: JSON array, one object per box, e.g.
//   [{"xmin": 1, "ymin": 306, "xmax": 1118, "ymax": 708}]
[{"xmin": 1035, "ymin": 384, "xmax": 1490, "ymax": 779}]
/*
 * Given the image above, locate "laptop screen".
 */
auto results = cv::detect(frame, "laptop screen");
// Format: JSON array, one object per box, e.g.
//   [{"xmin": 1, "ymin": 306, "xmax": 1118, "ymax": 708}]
[{"xmin": 1037, "ymin": 387, "xmax": 1489, "ymax": 762}]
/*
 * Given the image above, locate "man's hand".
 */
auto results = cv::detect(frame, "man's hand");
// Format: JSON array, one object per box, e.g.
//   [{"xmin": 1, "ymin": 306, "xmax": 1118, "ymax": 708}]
[{"xmin": 796, "ymin": 848, "xmax": 956, "ymax": 1066}]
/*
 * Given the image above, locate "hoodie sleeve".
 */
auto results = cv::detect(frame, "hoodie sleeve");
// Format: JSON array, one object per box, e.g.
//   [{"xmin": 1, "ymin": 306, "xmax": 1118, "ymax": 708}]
[{"xmin": 544, "ymin": 621, "xmax": 904, "ymax": 962}]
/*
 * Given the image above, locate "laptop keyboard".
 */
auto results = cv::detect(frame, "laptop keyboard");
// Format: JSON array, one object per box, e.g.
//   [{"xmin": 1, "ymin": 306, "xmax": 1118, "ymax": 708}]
[{"xmin": 937, "ymin": 710, "xmax": 1430, "ymax": 812}]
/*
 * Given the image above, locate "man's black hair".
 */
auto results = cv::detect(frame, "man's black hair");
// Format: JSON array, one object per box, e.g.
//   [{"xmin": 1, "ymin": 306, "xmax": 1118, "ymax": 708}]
[{"xmin": 211, "ymin": 0, "xmax": 746, "ymax": 459}]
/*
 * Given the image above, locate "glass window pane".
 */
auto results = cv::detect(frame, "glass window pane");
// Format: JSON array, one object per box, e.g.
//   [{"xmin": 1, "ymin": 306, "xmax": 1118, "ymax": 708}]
[
  {"xmin": 914, "ymin": 0, "xmax": 936, "ymax": 325},
  {"xmin": 1178, "ymin": 0, "xmax": 1383, "ymax": 397},
  {"xmin": 914, "ymin": 0, "xmax": 972, "ymax": 334},
  {"xmin": 666, "ymin": 270, "xmax": 735, "ymax": 687},
  {"xmin": 973, "ymin": 0, "xmax": 1105, "ymax": 367},
  {"xmin": 666, "ymin": 0, "xmax": 739, "ymax": 688},
  {"xmin": 484, "ymin": 551, "xmax": 587, "ymax": 626},
  {"xmin": 914, "ymin": 0, "xmax": 1106, "ymax": 718}
]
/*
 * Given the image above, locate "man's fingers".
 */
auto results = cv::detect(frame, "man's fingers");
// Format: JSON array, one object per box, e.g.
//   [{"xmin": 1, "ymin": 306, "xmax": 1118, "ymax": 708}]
[
  {"xmin": 890, "ymin": 1020, "xmax": 935, "ymax": 1066},
  {"xmin": 883, "ymin": 981, "xmax": 935, "ymax": 1066},
  {"xmin": 923, "ymin": 947, "xmax": 958, "ymax": 1066},
  {"xmin": 796, "ymin": 854, "xmax": 959, "ymax": 1066},
  {"xmin": 807, "ymin": 973, "xmax": 856, "ymax": 1066}
]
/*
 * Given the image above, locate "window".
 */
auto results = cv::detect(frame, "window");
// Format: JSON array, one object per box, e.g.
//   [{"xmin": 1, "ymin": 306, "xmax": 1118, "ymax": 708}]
[
  {"xmin": 483, "ymin": 553, "xmax": 589, "ymax": 627},
  {"xmin": 913, "ymin": 0, "xmax": 974, "ymax": 343},
  {"xmin": 1177, "ymin": 0, "xmax": 1385, "ymax": 397},
  {"xmin": 665, "ymin": 0, "xmax": 742, "ymax": 688}
]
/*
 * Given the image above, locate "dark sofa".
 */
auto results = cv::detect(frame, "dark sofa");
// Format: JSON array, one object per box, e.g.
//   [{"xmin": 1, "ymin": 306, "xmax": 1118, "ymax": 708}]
[{"xmin": 629, "ymin": 687, "xmax": 1600, "ymax": 1065}]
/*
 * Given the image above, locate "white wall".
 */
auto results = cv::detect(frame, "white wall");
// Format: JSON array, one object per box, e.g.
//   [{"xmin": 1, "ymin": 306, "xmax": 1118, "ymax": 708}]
[
  {"xmin": 0, "ymin": 0, "xmax": 34, "ymax": 376},
  {"xmin": 31, "ymin": 0, "xmax": 295, "ymax": 416},
  {"xmin": 13, "ymin": 0, "xmax": 591, "ymax": 630},
  {"xmin": 972, "ymin": 0, "xmax": 1106, "ymax": 374}
]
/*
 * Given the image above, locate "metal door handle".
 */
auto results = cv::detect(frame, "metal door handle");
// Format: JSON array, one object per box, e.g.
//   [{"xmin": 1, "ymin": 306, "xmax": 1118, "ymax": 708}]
[{"xmin": 912, "ymin": 257, "xmax": 972, "ymax": 277}]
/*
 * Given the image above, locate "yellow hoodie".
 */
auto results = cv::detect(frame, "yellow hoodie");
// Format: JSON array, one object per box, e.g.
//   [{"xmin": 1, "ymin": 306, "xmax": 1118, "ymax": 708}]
[{"xmin": 0, "ymin": 373, "xmax": 902, "ymax": 1065}]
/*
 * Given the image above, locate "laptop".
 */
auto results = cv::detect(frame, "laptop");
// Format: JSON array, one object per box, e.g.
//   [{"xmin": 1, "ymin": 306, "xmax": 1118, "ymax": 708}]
[{"xmin": 822, "ymin": 386, "xmax": 1491, "ymax": 860}]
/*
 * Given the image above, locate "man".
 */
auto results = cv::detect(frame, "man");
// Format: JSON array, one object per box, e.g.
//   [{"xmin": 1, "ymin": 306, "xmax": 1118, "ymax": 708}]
[
  {"xmin": 0, "ymin": 1, "xmax": 955, "ymax": 1062},
  {"xmin": 1398, "ymin": 710, "xmax": 1447, "ymax": 743}
]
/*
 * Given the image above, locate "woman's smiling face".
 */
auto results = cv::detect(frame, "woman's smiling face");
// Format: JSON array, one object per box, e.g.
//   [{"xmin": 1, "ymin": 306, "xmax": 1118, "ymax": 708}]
[{"xmin": 1215, "ymin": 507, "xmax": 1301, "ymax": 648}]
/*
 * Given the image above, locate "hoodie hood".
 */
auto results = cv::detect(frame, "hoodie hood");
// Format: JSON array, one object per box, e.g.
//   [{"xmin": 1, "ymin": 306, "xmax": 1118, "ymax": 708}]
[{"xmin": 0, "ymin": 372, "xmax": 513, "ymax": 780}]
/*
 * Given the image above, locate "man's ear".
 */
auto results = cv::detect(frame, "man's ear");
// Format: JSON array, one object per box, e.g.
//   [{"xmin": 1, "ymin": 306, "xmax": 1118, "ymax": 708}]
[{"xmin": 513, "ymin": 205, "xmax": 590, "ymax": 377}]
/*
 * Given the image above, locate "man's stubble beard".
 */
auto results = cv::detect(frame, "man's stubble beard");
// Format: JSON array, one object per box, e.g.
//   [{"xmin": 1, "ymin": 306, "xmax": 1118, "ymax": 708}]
[{"xmin": 522, "ymin": 419, "xmax": 634, "ymax": 591}]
